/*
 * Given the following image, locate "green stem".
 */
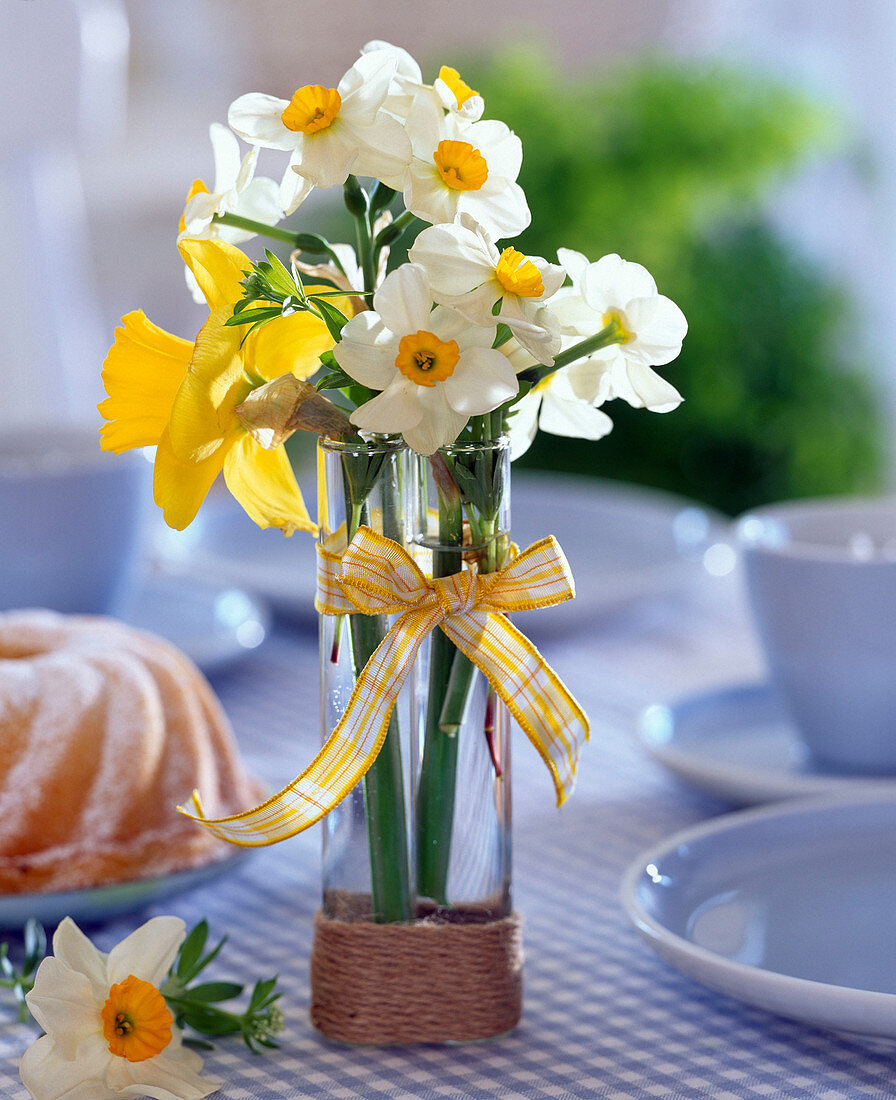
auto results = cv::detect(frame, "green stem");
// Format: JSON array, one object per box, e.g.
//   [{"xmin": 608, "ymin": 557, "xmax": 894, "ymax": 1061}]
[
  {"xmin": 416, "ymin": 460, "xmax": 464, "ymax": 906},
  {"xmin": 213, "ymin": 211, "xmax": 300, "ymax": 246},
  {"xmin": 534, "ymin": 322, "xmax": 620, "ymax": 380},
  {"xmin": 345, "ymin": 483, "xmax": 412, "ymax": 924}
]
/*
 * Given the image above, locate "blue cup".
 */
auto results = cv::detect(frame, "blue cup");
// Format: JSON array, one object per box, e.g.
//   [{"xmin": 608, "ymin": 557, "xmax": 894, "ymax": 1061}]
[
  {"xmin": 738, "ymin": 497, "xmax": 896, "ymax": 774},
  {"xmin": 0, "ymin": 426, "xmax": 150, "ymax": 615}
]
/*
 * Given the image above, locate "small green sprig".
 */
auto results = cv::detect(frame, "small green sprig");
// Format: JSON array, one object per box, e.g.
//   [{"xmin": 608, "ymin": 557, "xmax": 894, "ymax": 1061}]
[
  {"xmin": 160, "ymin": 919, "xmax": 284, "ymax": 1054},
  {"xmin": 226, "ymin": 249, "xmax": 351, "ymax": 343},
  {"xmin": 0, "ymin": 919, "xmax": 45, "ymax": 1022},
  {"xmin": 0, "ymin": 918, "xmax": 284, "ymax": 1054}
]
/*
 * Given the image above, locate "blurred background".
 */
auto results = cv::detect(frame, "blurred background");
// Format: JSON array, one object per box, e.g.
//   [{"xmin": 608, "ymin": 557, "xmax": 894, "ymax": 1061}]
[{"xmin": 3, "ymin": 0, "xmax": 895, "ymax": 516}]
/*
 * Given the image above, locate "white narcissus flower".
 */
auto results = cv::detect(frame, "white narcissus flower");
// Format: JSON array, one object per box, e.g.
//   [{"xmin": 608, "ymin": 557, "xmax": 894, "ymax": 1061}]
[
  {"xmin": 228, "ymin": 51, "xmax": 411, "ymax": 191},
  {"xmin": 20, "ymin": 916, "xmax": 218, "ymax": 1100},
  {"xmin": 334, "ymin": 263, "xmax": 518, "ymax": 456},
  {"xmin": 178, "ymin": 123, "xmax": 284, "ymax": 242},
  {"xmin": 409, "ymin": 216, "xmax": 565, "ymax": 363},
  {"xmin": 552, "ymin": 250, "xmax": 687, "ymax": 412},
  {"xmin": 501, "ymin": 339, "xmax": 613, "ymax": 461},
  {"xmin": 403, "ymin": 93, "xmax": 530, "ymax": 239}
]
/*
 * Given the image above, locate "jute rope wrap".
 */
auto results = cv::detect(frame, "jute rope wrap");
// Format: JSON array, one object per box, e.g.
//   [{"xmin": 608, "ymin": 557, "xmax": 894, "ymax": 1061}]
[{"xmin": 310, "ymin": 910, "xmax": 524, "ymax": 1044}]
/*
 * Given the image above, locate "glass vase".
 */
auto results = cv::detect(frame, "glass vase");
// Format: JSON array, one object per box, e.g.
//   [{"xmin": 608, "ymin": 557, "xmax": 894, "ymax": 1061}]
[{"xmin": 311, "ymin": 436, "xmax": 520, "ymax": 1045}]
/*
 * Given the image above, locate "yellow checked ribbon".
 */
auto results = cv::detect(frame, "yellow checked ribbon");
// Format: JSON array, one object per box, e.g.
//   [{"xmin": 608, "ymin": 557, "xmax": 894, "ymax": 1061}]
[{"xmin": 180, "ymin": 527, "xmax": 589, "ymax": 847}]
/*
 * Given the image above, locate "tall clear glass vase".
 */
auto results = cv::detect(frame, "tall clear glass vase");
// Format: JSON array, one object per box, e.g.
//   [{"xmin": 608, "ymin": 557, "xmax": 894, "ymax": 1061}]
[{"xmin": 312, "ymin": 435, "xmax": 521, "ymax": 1046}]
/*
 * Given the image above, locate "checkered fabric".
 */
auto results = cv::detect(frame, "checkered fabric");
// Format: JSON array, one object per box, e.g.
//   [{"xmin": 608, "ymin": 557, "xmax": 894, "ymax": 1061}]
[{"xmin": 1, "ymin": 577, "xmax": 893, "ymax": 1098}]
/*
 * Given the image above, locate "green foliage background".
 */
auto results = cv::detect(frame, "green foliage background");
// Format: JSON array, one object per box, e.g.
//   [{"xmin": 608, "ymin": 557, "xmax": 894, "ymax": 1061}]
[{"xmin": 457, "ymin": 50, "xmax": 887, "ymax": 515}]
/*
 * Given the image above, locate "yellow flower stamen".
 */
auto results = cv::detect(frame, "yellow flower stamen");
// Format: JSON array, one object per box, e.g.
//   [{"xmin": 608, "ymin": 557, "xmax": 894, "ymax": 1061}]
[
  {"xmin": 495, "ymin": 247, "xmax": 544, "ymax": 298},
  {"xmin": 602, "ymin": 307, "xmax": 635, "ymax": 344},
  {"xmin": 100, "ymin": 975, "xmax": 173, "ymax": 1063},
  {"xmin": 179, "ymin": 179, "xmax": 209, "ymax": 232},
  {"xmin": 395, "ymin": 330, "xmax": 460, "ymax": 387},
  {"xmin": 433, "ymin": 140, "xmax": 488, "ymax": 192},
  {"xmin": 281, "ymin": 85, "xmax": 342, "ymax": 134},
  {"xmin": 438, "ymin": 65, "xmax": 478, "ymax": 109}
]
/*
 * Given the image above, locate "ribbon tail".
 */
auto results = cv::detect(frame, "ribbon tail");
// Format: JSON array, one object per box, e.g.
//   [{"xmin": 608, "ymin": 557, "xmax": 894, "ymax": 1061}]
[
  {"xmin": 179, "ymin": 606, "xmax": 440, "ymax": 846},
  {"xmin": 442, "ymin": 611, "xmax": 590, "ymax": 806}
]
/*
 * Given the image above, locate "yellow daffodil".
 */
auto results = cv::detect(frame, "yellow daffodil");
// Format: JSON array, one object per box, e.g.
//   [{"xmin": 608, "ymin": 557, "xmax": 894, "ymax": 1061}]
[{"xmin": 99, "ymin": 237, "xmax": 341, "ymax": 534}]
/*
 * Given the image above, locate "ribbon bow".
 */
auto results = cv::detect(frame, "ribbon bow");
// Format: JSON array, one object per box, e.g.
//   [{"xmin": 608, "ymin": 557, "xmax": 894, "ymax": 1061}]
[{"xmin": 181, "ymin": 527, "xmax": 589, "ymax": 847}]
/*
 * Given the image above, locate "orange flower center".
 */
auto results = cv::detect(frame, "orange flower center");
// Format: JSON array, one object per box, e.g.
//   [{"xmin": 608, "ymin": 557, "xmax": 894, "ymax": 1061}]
[
  {"xmin": 395, "ymin": 330, "xmax": 460, "ymax": 387},
  {"xmin": 100, "ymin": 975, "xmax": 173, "ymax": 1063},
  {"xmin": 179, "ymin": 178, "xmax": 209, "ymax": 232},
  {"xmin": 438, "ymin": 65, "xmax": 479, "ymax": 109},
  {"xmin": 281, "ymin": 85, "xmax": 342, "ymax": 134},
  {"xmin": 495, "ymin": 247, "xmax": 544, "ymax": 298},
  {"xmin": 433, "ymin": 140, "xmax": 488, "ymax": 192}
]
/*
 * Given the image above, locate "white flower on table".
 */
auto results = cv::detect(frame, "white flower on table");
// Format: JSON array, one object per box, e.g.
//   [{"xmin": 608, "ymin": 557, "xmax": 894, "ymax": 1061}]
[
  {"xmin": 334, "ymin": 263, "xmax": 518, "ymax": 456},
  {"xmin": 402, "ymin": 93, "xmax": 530, "ymax": 239},
  {"xmin": 409, "ymin": 215, "xmax": 565, "ymax": 363},
  {"xmin": 553, "ymin": 249, "xmax": 688, "ymax": 412},
  {"xmin": 19, "ymin": 917, "xmax": 218, "ymax": 1100},
  {"xmin": 228, "ymin": 51, "xmax": 411, "ymax": 191}
]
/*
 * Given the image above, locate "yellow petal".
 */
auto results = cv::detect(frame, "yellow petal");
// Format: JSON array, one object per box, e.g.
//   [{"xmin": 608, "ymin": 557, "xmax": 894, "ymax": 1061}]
[
  {"xmin": 167, "ymin": 306, "xmax": 249, "ymax": 463},
  {"xmin": 152, "ymin": 426, "xmax": 227, "ymax": 530},
  {"xmin": 223, "ymin": 433, "xmax": 316, "ymax": 535},
  {"xmin": 98, "ymin": 311, "xmax": 193, "ymax": 453},
  {"xmin": 246, "ymin": 305, "xmax": 338, "ymax": 383},
  {"xmin": 177, "ymin": 238, "xmax": 251, "ymax": 311}
]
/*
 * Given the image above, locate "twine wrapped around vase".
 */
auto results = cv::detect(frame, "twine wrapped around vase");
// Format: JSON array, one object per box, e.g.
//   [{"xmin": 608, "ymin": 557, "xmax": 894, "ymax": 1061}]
[{"xmin": 310, "ymin": 909, "xmax": 524, "ymax": 1045}]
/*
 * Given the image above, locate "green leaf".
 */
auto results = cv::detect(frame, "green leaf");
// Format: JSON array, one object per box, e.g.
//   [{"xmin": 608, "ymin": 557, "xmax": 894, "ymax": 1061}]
[
  {"xmin": 180, "ymin": 1009, "xmax": 242, "ymax": 1036},
  {"xmin": 23, "ymin": 920, "xmax": 46, "ymax": 975},
  {"xmin": 310, "ymin": 296, "xmax": 349, "ymax": 342},
  {"xmin": 263, "ymin": 249, "xmax": 298, "ymax": 297},
  {"xmin": 184, "ymin": 981, "xmax": 244, "ymax": 1003},
  {"xmin": 224, "ymin": 307, "xmax": 282, "ymax": 328},
  {"xmin": 176, "ymin": 921, "xmax": 208, "ymax": 981},
  {"xmin": 293, "ymin": 232, "xmax": 332, "ymax": 255},
  {"xmin": 493, "ymin": 322, "xmax": 513, "ymax": 348},
  {"xmin": 247, "ymin": 977, "xmax": 278, "ymax": 1012}
]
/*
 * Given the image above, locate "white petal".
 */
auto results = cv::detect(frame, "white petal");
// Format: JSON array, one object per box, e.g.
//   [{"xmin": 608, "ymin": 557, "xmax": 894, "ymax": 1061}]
[
  {"xmin": 402, "ymin": 389, "xmax": 468, "ymax": 455},
  {"xmin": 208, "ymin": 122, "xmax": 241, "ymax": 190},
  {"xmin": 107, "ymin": 916, "xmax": 185, "ymax": 988},
  {"xmin": 403, "ymin": 161, "xmax": 458, "ymax": 227},
  {"xmin": 349, "ymin": 114, "xmax": 412, "ymax": 188},
  {"xmin": 295, "ymin": 125, "xmax": 358, "ymax": 188},
  {"xmin": 548, "ymin": 290, "xmax": 601, "ymax": 338},
  {"xmin": 409, "ymin": 223, "xmax": 495, "ymax": 297},
  {"xmin": 436, "ymin": 283, "xmax": 501, "ymax": 329},
  {"xmin": 19, "ymin": 1034, "xmax": 114, "ymax": 1100},
  {"xmin": 460, "ymin": 179, "xmax": 530, "ymax": 239},
  {"xmin": 334, "ymin": 312, "xmax": 399, "ymax": 389},
  {"xmin": 443, "ymin": 347, "xmax": 517, "ymax": 415},
  {"xmin": 372, "ymin": 264, "xmax": 432, "ymax": 335},
  {"xmin": 430, "ymin": 304, "xmax": 489, "ymax": 346},
  {"xmin": 228, "ymin": 92, "xmax": 293, "ymax": 150},
  {"xmin": 624, "ymin": 294, "xmax": 688, "ymax": 365},
  {"xmin": 466, "ymin": 118, "xmax": 522, "ymax": 180},
  {"xmin": 583, "ymin": 253, "xmax": 657, "ymax": 312},
  {"xmin": 279, "ymin": 160, "xmax": 313, "ymax": 216},
  {"xmin": 232, "ymin": 176, "xmax": 283, "ymax": 225},
  {"xmin": 50, "ymin": 918, "xmax": 108, "ymax": 999},
  {"xmin": 181, "ymin": 192, "xmax": 217, "ymax": 236},
  {"xmin": 106, "ymin": 1046, "xmax": 217, "ymax": 1100},
  {"xmin": 25, "ymin": 960, "xmax": 99, "ymax": 1059},
  {"xmin": 539, "ymin": 391, "xmax": 614, "ymax": 440},
  {"xmin": 507, "ymin": 388, "xmax": 541, "ymax": 461},
  {"xmin": 338, "ymin": 49, "xmax": 398, "ymax": 118},
  {"xmin": 500, "ymin": 299, "xmax": 561, "ymax": 364},
  {"xmin": 405, "ymin": 92, "xmax": 444, "ymax": 157},
  {"xmin": 233, "ymin": 146, "xmax": 259, "ymax": 193},
  {"xmin": 556, "ymin": 248, "xmax": 590, "ymax": 289},
  {"xmin": 350, "ymin": 382, "xmax": 423, "ymax": 433},
  {"xmin": 614, "ymin": 360, "xmax": 683, "ymax": 412},
  {"xmin": 534, "ymin": 259, "xmax": 568, "ymax": 302},
  {"xmin": 565, "ymin": 355, "xmax": 615, "ymax": 404},
  {"xmin": 361, "ymin": 40, "xmax": 423, "ymax": 84}
]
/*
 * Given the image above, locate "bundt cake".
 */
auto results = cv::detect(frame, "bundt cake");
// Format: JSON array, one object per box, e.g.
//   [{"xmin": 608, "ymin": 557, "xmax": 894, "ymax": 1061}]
[{"xmin": 0, "ymin": 609, "xmax": 261, "ymax": 894}]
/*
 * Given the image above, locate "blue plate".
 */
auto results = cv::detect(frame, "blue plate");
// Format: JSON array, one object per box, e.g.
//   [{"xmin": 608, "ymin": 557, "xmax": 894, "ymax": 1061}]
[
  {"xmin": 622, "ymin": 794, "xmax": 896, "ymax": 1043},
  {"xmin": 0, "ymin": 852, "xmax": 247, "ymax": 930},
  {"xmin": 637, "ymin": 683, "xmax": 896, "ymax": 806}
]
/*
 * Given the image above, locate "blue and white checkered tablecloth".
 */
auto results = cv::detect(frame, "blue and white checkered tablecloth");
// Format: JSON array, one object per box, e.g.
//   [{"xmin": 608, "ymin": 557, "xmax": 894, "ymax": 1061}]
[{"xmin": 3, "ymin": 576, "xmax": 896, "ymax": 1099}]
